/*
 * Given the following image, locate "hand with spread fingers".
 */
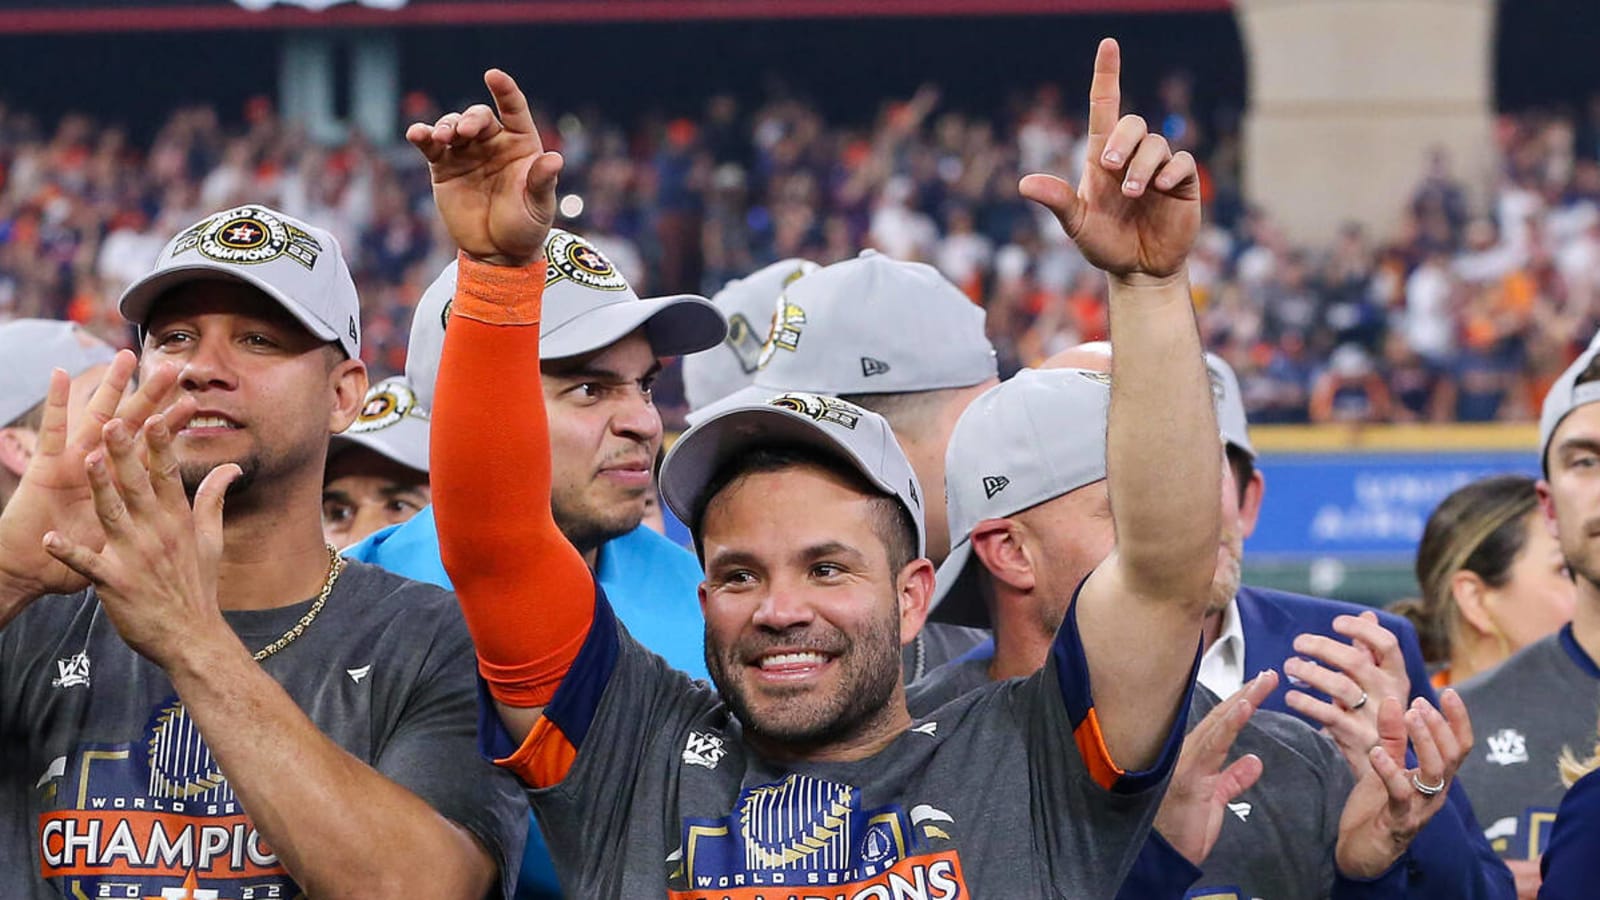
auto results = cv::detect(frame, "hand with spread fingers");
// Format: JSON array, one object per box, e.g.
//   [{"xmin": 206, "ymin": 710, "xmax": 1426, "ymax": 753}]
[
  {"xmin": 0, "ymin": 352, "xmax": 193, "ymax": 620},
  {"xmin": 1019, "ymin": 37, "xmax": 1201, "ymax": 283},
  {"xmin": 1284, "ymin": 611, "xmax": 1413, "ymax": 773},
  {"xmin": 405, "ymin": 68, "xmax": 563, "ymax": 267},
  {"xmin": 1155, "ymin": 671, "xmax": 1277, "ymax": 865},
  {"xmin": 41, "ymin": 411, "xmax": 240, "ymax": 670},
  {"xmin": 1334, "ymin": 691, "xmax": 1474, "ymax": 879}
]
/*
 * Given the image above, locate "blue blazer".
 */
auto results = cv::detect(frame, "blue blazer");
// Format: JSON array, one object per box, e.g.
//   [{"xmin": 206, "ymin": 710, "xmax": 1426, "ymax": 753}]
[
  {"xmin": 1236, "ymin": 585, "xmax": 1515, "ymax": 900},
  {"xmin": 1539, "ymin": 766, "xmax": 1600, "ymax": 899}
]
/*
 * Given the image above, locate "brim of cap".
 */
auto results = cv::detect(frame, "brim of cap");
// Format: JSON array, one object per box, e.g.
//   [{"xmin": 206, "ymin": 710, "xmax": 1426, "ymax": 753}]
[
  {"xmin": 927, "ymin": 537, "xmax": 991, "ymax": 629},
  {"xmin": 119, "ymin": 265, "xmax": 342, "ymax": 349},
  {"xmin": 329, "ymin": 422, "xmax": 432, "ymax": 474},
  {"xmin": 661, "ymin": 402, "xmax": 897, "ymax": 530},
  {"xmin": 542, "ymin": 293, "xmax": 726, "ymax": 361},
  {"xmin": 684, "ymin": 382, "xmax": 781, "ymax": 427}
]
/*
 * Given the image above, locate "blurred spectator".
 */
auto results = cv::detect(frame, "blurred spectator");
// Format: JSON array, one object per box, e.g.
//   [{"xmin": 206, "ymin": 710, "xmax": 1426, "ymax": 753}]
[{"xmin": 1309, "ymin": 343, "xmax": 1392, "ymax": 423}]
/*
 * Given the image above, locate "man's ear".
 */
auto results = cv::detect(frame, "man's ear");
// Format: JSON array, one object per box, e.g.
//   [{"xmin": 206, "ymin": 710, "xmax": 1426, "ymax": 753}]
[
  {"xmin": 1537, "ymin": 479, "xmax": 1560, "ymax": 540},
  {"xmin": 969, "ymin": 519, "xmax": 1035, "ymax": 593},
  {"xmin": 1238, "ymin": 469, "xmax": 1266, "ymax": 539},
  {"xmin": 896, "ymin": 559, "xmax": 937, "ymax": 648},
  {"xmin": 0, "ymin": 427, "xmax": 37, "ymax": 478},
  {"xmin": 328, "ymin": 358, "xmax": 369, "ymax": 434}
]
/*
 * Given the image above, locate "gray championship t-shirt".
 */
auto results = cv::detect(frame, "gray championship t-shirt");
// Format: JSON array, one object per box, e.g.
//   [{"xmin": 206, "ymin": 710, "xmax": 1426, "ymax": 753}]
[
  {"xmin": 1456, "ymin": 625, "xmax": 1600, "ymax": 862},
  {"xmin": 0, "ymin": 560, "xmax": 527, "ymax": 899},
  {"xmin": 909, "ymin": 648, "xmax": 1358, "ymax": 900},
  {"xmin": 509, "ymin": 591, "xmax": 1185, "ymax": 898}
]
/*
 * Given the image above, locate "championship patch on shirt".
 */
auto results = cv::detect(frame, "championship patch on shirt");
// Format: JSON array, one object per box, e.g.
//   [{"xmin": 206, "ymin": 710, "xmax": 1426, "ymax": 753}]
[
  {"xmin": 544, "ymin": 231, "xmax": 629, "ymax": 292},
  {"xmin": 666, "ymin": 773, "xmax": 969, "ymax": 900},
  {"xmin": 169, "ymin": 205, "xmax": 322, "ymax": 271},
  {"xmin": 35, "ymin": 695, "xmax": 297, "ymax": 899}
]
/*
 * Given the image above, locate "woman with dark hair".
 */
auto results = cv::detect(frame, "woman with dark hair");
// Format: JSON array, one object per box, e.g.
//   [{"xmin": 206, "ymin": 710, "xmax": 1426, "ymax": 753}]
[{"xmin": 1395, "ymin": 474, "xmax": 1575, "ymax": 687}]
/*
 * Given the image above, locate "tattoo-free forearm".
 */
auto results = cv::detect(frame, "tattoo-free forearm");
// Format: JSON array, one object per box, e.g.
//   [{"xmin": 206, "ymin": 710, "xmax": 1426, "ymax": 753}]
[
  {"xmin": 1103, "ymin": 272, "xmax": 1219, "ymax": 602},
  {"xmin": 164, "ymin": 635, "xmax": 495, "ymax": 900}
]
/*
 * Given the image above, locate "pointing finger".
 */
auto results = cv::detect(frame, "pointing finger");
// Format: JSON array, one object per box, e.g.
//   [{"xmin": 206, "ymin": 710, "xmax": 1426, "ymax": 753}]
[
  {"xmin": 1084, "ymin": 37, "xmax": 1122, "ymax": 166},
  {"xmin": 485, "ymin": 69, "xmax": 538, "ymax": 140}
]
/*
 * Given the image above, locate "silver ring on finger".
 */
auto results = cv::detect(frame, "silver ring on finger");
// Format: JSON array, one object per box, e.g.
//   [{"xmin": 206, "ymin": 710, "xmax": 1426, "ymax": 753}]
[
  {"xmin": 1345, "ymin": 690, "xmax": 1369, "ymax": 712},
  {"xmin": 1411, "ymin": 772, "xmax": 1446, "ymax": 797}
]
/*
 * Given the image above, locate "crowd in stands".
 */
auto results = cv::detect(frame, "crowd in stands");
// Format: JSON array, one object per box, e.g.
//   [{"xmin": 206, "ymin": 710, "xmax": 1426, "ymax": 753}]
[{"xmin": 4, "ymin": 82, "xmax": 1600, "ymax": 427}]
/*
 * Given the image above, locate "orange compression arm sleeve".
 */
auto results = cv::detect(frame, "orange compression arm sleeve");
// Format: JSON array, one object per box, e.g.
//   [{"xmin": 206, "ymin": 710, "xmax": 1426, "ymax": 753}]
[{"xmin": 431, "ymin": 252, "xmax": 596, "ymax": 708}]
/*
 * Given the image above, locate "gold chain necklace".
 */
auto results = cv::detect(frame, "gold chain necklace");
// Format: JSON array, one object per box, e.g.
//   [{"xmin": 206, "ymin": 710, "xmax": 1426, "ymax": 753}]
[{"xmin": 252, "ymin": 543, "xmax": 345, "ymax": 662}]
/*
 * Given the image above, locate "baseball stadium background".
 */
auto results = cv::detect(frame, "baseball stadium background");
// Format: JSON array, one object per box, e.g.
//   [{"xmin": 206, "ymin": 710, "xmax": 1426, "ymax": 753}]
[{"xmin": 2, "ymin": 0, "xmax": 1598, "ymax": 605}]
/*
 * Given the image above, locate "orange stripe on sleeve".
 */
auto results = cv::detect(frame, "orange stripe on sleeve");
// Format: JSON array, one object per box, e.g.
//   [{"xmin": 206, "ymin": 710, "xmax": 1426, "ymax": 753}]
[
  {"xmin": 499, "ymin": 715, "xmax": 581, "ymax": 789},
  {"xmin": 433, "ymin": 251, "xmax": 597, "ymax": 708},
  {"xmin": 1073, "ymin": 707, "xmax": 1128, "ymax": 792}
]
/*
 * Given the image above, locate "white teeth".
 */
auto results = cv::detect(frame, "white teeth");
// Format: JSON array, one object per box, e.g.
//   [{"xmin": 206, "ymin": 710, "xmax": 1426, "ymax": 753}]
[
  {"xmin": 187, "ymin": 416, "xmax": 237, "ymax": 429},
  {"xmin": 760, "ymin": 652, "xmax": 828, "ymax": 670}
]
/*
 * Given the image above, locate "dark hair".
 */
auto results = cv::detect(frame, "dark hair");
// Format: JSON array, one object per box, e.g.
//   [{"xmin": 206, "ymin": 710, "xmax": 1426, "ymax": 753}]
[
  {"xmin": 1409, "ymin": 474, "xmax": 1541, "ymax": 663},
  {"xmin": 1225, "ymin": 445, "xmax": 1255, "ymax": 508},
  {"xmin": 691, "ymin": 443, "xmax": 919, "ymax": 573}
]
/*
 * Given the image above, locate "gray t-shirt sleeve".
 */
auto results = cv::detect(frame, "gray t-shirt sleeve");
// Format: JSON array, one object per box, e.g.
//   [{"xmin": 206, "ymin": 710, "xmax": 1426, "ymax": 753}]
[
  {"xmin": 1007, "ymin": 591, "xmax": 1190, "ymax": 895},
  {"xmin": 371, "ymin": 597, "xmax": 530, "ymax": 900}
]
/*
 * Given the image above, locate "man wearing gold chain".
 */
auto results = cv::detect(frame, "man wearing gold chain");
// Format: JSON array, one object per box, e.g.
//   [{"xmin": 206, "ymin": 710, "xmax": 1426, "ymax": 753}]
[{"xmin": 0, "ymin": 205, "xmax": 526, "ymax": 899}]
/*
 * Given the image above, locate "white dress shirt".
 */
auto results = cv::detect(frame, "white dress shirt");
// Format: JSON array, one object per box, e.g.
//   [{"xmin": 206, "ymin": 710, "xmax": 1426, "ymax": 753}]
[{"xmin": 1197, "ymin": 596, "xmax": 1247, "ymax": 699}]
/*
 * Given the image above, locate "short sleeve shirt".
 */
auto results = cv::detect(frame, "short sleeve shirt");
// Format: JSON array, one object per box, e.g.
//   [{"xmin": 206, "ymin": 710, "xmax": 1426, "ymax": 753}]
[
  {"xmin": 514, "ymin": 589, "xmax": 1185, "ymax": 898},
  {"xmin": 0, "ymin": 561, "xmax": 528, "ymax": 899},
  {"xmin": 1456, "ymin": 626, "xmax": 1600, "ymax": 861}
]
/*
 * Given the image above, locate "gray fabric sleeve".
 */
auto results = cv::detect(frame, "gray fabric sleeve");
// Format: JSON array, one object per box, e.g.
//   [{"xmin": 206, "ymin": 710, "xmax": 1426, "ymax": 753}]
[{"xmin": 374, "ymin": 605, "xmax": 530, "ymax": 900}]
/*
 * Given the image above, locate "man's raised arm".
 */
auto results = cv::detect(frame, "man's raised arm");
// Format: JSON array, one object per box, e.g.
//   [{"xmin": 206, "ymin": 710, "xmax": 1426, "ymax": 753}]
[
  {"xmin": 410, "ymin": 70, "xmax": 592, "ymax": 744},
  {"xmin": 1022, "ymin": 38, "xmax": 1217, "ymax": 771}
]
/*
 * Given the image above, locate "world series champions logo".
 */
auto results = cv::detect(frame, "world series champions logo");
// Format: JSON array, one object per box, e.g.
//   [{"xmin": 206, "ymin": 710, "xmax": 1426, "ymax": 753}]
[
  {"xmin": 35, "ymin": 696, "xmax": 298, "ymax": 900},
  {"xmin": 666, "ymin": 774, "xmax": 969, "ymax": 900}
]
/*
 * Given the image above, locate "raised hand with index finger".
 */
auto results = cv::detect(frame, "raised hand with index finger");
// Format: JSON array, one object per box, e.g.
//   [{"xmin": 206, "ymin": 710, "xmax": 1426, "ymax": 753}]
[
  {"xmin": 1021, "ymin": 38, "xmax": 1201, "ymax": 282},
  {"xmin": 405, "ymin": 69, "xmax": 563, "ymax": 267}
]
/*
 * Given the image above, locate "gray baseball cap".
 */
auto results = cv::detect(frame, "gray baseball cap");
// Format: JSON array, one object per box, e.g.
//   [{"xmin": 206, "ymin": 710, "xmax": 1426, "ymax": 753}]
[
  {"xmin": 660, "ymin": 391, "xmax": 926, "ymax": 558},
  {"xmin": 1059, "ymin": 341, "xmax": 1254, "ymax": 459},
  {"xmin": 329, "ymin": 376, "xmax": 430, "ymax": 475},
  {"xmin": 0, "ymin": 319, "xmax": 118, "ymax": 426},
  {"xmin": 118, "ymin": 204, "xmax": 361, "ymax": 359},
  {"xmin": 684, "ymin": 250, "xmax": 998, "ymax": 425},
  {"xmin": 931, "ymin": 368, "xmax": 1113, "ymax": 628},
  {"xmin": 1540, "ymin": 343, "xmax": 1600, "ymax": 470},
  {"xmin": 407, "ymin": 228, "xmax": 727, "ymax": 409},
  {"xmin": 683, "ymin": 258, "xmax": 819, "ymax": 413}
]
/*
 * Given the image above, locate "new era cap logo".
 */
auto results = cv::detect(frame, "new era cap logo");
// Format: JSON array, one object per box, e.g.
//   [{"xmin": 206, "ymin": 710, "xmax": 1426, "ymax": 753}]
[
  {"xmin": 861, "ymin": 357, "xmax": 891, "ymax": 377},
  {"xmin": 982, "ymin": 476, "xmax": 1010, "ymax": 499}
]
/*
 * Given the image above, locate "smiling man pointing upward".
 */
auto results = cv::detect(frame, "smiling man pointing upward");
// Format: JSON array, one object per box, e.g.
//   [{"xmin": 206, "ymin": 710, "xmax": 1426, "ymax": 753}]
[{"xmin": 417, "ymin": 40, "xmax": 1219, "ymax": 895}]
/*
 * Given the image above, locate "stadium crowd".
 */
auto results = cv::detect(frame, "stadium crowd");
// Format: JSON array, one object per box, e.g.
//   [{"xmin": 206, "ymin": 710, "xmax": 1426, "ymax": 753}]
[{"xmin": 5, "ymin": 81, "xmax": 1600, "ymax": 427}]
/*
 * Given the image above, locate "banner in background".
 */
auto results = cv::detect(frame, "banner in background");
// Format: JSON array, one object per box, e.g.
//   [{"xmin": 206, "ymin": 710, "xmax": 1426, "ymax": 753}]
[{"xmin": 1246, "ymin": 451, "xmax": 1541, "ymax": 562}]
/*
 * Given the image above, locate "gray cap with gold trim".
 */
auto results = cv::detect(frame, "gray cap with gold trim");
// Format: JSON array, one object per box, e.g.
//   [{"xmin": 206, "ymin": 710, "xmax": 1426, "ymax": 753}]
[
  {"xmin": 119, "ymin": 204, "xmax": 362, "ymax": 359},
  {"xmin": 660, "ymin": 391, "xmax": 926, "ymax": 558},
  {"xmin": 329, "ymin": 376, "xmax": 430, "ymax": 475},
  {"xmin": 684, "ymin": 258, "xmax": 819, "ymax": 413},
  {"xmin": 406, "ymin": 228, "xmax": 727, "ymax": 409}
]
